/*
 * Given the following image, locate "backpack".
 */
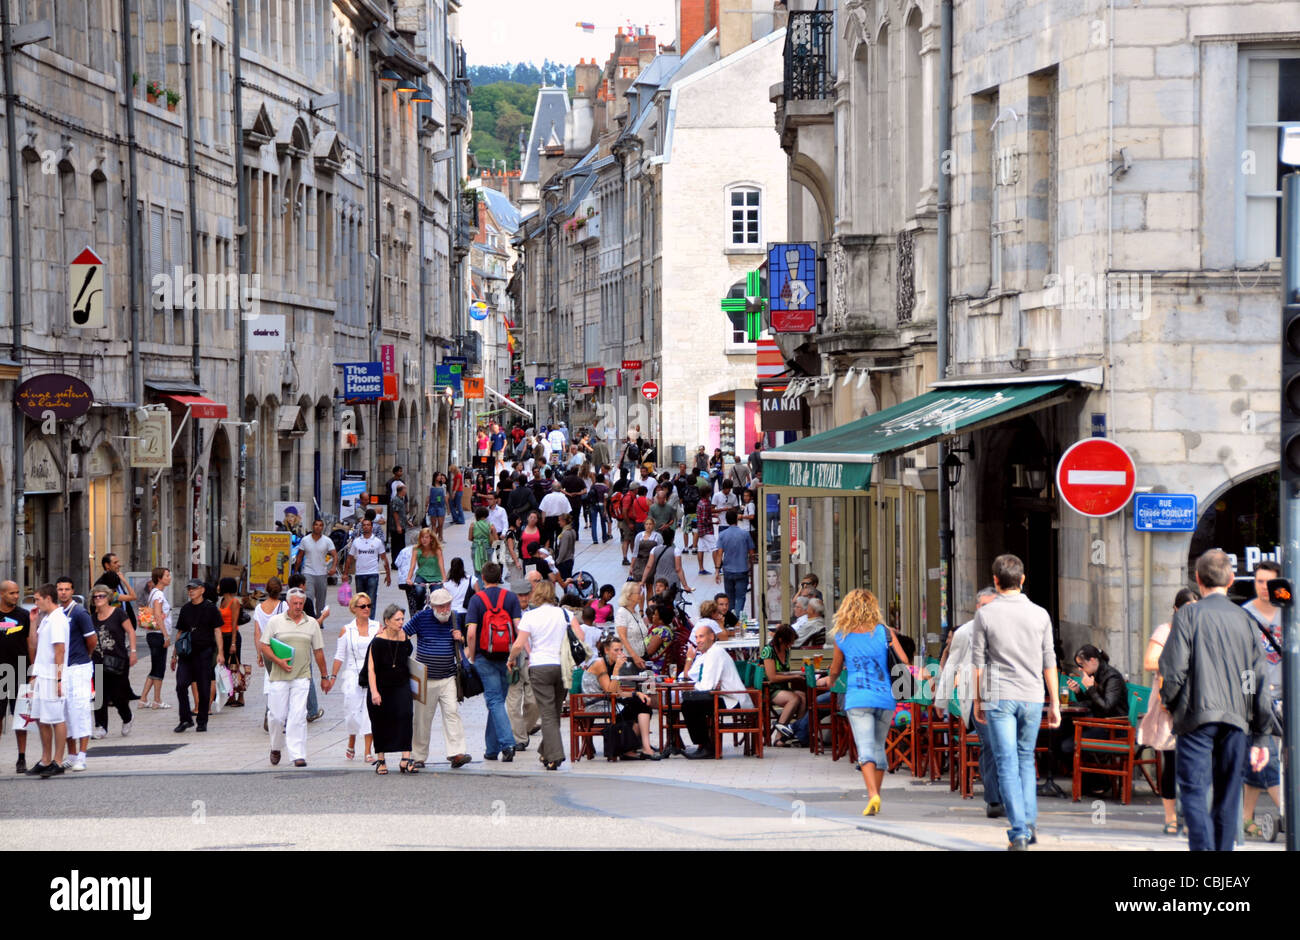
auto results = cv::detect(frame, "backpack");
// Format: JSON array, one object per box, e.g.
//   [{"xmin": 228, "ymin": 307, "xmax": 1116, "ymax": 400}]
[
  {"xmin": 625, "ymin": 441, "xmax": 641, "ymax": 464},
  {"xmin": 475, "ymin": 588, "xmax": 516, "ymax": 655},
  {"xmin": 609, "ymin": 487, "xmax": 626, "ymax": 520}
]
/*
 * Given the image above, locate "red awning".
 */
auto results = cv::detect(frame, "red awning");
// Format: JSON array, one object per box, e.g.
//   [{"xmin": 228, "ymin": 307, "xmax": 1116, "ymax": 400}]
[{"xmin": 163, "ymin": 394, "xmax": 228, "ymax": 420}]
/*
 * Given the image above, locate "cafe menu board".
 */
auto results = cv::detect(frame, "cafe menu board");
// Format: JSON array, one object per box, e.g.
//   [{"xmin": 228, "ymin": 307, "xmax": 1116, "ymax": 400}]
[{"xmin": 15, "ymin": 373, "xmax": 94, "ymax": 421}]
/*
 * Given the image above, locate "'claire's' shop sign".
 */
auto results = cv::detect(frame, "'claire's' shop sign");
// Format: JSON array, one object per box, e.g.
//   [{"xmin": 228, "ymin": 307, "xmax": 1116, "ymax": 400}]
[{"xmin": 15, "ymin": 373, "xmax": 94, "ymax": 421}]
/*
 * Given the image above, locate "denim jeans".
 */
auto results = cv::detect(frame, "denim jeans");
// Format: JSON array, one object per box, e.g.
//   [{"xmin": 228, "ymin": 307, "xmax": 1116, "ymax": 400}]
[
  {"xmin": 585, "ymin": 504, "xmax": 607, "ymax": 542},
  {"xmin": 971, "ymin": 710, "xmax": 1002, "ymax": 806},
  {"xmin": 354, "ymin": 574, "xmax": 379, "ymax": 605},
  {"xmin": 985, "ymin": 699, "xmax": 1042, "ymax": 843},
  {"xmin": 1177, "ymin": 722, "xmax": 1247, "ymax": 851},
  {"xmin": 792, "ymin": 691, "xmax": 833, "ymax": 746},
  {"xmin": 846, "ymin": 707, "xmax": 893, "ymax": 767},
  {"xmin": 723, "ymin": 572, "xmax": 749, "ymax": 617},
  {"xmin": 450, "ymin": 492, "xmax": 465, "ymax": 525},
  {"xmin": 474, "ymin": 657, "xmax": 516, "ymax": 757}
]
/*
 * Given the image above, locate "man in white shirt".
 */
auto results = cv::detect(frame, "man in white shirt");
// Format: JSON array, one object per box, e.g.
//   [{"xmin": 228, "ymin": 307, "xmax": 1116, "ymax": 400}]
[
  {"xmin": 547, "ymin": 425, "xmax": 567, "ymax": 458},
  {"xmin": 537, "ymin": 433, "xmax": 553, "ymax": 466},
  {"xmin": 936, "ymin": 587, "xmax": 1002, "ymax": 816},
  {"xmin": 26, "ymin": 584, "xmax": 69, "ymax": 777},
  {"xmin": 792, "ymin": 597, "xmax": 826, "ymax": 646},
  {"xmin": 294, "ymin": 518, "xmax": 337, "ymax": 612},
  {"xmin": 711, "ymin": 479, "xmax": 739, "ymax": 531},
  {"xmin": 343, "ymin": 517, "xmax": 391, "ymax": 603},
  {"xmin": 681, "ymin": 624, "xmax": 752, "ymax": 759},
  {"xmin": 485, "ymin": 492, "xmax": 510, "ymax": 540},
  {"xmin": 538, "ymin": 482, "xmax": 571, "ymax": 548}
]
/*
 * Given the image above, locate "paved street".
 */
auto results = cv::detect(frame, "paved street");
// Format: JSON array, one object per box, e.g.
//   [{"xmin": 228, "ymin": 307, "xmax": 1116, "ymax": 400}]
[{"xmin": 3, "ymin": 517, "xmax": 1283, "ymax": 853}]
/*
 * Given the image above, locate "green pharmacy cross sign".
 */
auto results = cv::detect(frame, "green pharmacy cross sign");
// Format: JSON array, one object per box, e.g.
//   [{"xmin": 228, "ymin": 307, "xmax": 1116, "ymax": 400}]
[{"xmin": 720, "ymin": 269, "xmax": 766, "ymax": 342}]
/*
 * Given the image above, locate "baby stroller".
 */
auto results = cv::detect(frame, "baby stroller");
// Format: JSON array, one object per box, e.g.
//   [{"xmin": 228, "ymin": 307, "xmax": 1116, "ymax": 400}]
[{"xmin": 568, "ymin": 570, "xmax": 597, "ymax": 601}]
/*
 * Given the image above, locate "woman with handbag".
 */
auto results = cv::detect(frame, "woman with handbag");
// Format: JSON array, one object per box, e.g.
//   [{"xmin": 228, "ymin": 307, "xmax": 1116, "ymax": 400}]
[
  {"xmin": 330, "ymin": 592, "xmax": 376, "ymax": 763},
  {"xmin": 826, "ymin": 589, "xmax": 910, "ymax": 817},
  {"xmin": 1142, "ymin": 587, "xmax": 1197, "ymax": 834},
  {"xmin": 217, "ymin": 578, "xmax": 246, "ymax": 708},
  {"xmin": 141, "ymin": 568, "xmax": 173, "ymax": 709},
  {"xmin": 89, "ymin": 586, "xmax": 134, "ymax": 735},
  {"xmin": 365, "ymin": 604, "xmax": 415, "ymax": 775}
]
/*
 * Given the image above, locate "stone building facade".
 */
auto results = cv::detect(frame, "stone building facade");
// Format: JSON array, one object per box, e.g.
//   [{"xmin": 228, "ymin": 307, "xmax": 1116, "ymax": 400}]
[
  {"xmin": 770, "ymin": 0, "xmax": 1296, "ymax": 671},
  {"xmin": 1, "ymin": 0, "xmax": 473, "ymax": 593}
]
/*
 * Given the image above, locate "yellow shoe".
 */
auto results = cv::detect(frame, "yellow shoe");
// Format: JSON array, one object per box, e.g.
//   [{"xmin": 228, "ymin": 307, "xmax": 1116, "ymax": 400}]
[{"xmin": 863, "ymin": 795, "xmax": 881, "ymax": 816}]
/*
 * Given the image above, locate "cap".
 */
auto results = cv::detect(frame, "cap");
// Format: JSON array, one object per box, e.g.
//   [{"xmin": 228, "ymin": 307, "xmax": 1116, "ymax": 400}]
[
  {"xmin": 186, "ymin": 579, "xmax": 205, "ymax": 590},
  {"xmin": 429, "ymin": 588, "xmax": 453, "ymax": 606},
  {"xmin": 510, "ymin": 579, "xmax": 533, "ymax": 594}
]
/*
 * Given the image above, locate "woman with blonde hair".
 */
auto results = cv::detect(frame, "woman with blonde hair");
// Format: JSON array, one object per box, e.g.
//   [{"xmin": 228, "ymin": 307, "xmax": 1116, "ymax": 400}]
[
  {"xmin": 824, "ymin": 589, "xmax": 909, "ymax": 816},
  {"xmin": 330, "ymin": 592, "xmax": 377, "ymax": 762},
  {"xmin": 406, "ymin": 527, "xmax": 445, "ymax": 610},
  {"xmin": 614, "ymin": 581, "xmax": 652, "ymax": 671}
]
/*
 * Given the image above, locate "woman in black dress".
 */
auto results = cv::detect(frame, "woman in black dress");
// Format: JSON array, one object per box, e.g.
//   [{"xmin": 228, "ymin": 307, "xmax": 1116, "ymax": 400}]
[{"xmin": 365, "ymin": 604, "xmax": 415, "ymax": 775}]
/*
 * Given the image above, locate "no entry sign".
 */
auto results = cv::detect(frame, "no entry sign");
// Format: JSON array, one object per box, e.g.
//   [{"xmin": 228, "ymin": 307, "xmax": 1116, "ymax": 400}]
[
  {"xmin": 1056, "ymin": 438, "xmax": 1136, "ymax": 517},
  {"xmin": 641, "ymin": 381, "xmax": 660, "ymax": 401}
]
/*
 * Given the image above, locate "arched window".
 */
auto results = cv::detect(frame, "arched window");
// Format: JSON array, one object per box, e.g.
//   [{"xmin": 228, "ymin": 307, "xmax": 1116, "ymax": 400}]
[{"xmin": 727, "ymin": 185, "xmax": 761, "ymax": 247}]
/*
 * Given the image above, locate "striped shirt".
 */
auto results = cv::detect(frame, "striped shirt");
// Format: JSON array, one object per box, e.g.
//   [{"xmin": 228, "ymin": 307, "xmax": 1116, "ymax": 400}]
[{"xmin": 403, "ymin": 608, "xmax": 458, "ymax": 680}]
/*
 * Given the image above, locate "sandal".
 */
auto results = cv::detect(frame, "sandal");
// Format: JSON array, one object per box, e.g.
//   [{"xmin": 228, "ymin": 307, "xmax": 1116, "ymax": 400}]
[
  {"xmin": 375, "ymin": 759, "xmax": 388, "ymax": 775},
  {"xmin": 1243, "ymin": 820, "xmax": 1262, "ymax": 838},
  {"xmin": 1163, "ymin": 822, "xmax": 1180, "ymax": 835},
  {"xmin": 399, "ymin": 758, "xmax": 419, "ymax": 774},
  {"xmin": 364, "ymin": 753, "xmax": 377, "ymax": 764},
  {"xmin": 345, "ymin": 748, "xmax": 356, "ymax": 761}
]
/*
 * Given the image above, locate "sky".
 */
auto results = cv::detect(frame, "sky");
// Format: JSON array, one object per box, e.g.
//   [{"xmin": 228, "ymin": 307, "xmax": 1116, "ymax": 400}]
[{"xmin": 459, "ymin": 0, "xmax": 678, "ymax": 66}]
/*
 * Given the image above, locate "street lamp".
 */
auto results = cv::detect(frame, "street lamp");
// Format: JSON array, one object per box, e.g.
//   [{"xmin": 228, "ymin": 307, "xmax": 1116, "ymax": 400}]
[{"xmin": 943, "ymin": 442, "xmax": 975, "ymax": 489}]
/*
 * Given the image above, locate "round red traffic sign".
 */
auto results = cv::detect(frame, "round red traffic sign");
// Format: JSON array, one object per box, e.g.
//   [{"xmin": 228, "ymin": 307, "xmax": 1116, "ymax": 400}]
[
  {"xmin": 641, "ymin": 381, "xmax": 660, "ymax": 401},
  {"xmin": 1056, "ymin": 438, "xmax": 1136, "ymax": 517}
]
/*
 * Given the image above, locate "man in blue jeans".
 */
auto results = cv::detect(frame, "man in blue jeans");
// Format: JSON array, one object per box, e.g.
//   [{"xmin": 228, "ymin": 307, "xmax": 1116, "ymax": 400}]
[
  {"xmin": 971, "ymin": 553, "xmax": 1060, "ymax": 851},
  {"xmin": 1159, "ymin": 549, "xmax": 1276, "ymax": 851},
  {"xmin": 713, "ymin": 510, "xmax": 754, "ymax": 617},
  {"xmin": 464, "ymin": 562, "xmax": 523, "ymax": 762}
]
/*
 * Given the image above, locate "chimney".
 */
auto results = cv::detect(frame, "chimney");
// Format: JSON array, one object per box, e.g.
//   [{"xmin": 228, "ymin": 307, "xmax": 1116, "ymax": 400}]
[
  {"xmin": 638, "ymin": 32, "xmax": 657, "ymax": 68},
  {"xmin": 677, "ymin": 0, "xmax": 721, "ymax": 54},
  {"xmin": 719, "ymin": 0, "xmax": 752, "ymax": 59},
  {"xmin": 575, "ymin": 58, "xmax": 600, "ymax": 97}
]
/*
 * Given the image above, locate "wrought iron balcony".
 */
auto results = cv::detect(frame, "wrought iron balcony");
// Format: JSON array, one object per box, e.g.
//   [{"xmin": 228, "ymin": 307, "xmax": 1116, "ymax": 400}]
[
  {"xmin": 449, "ymin": 44, "xmax": 470, "ymax": 131},
  {"xmin": 783, "ymin": 10, "xmax": 834, "ymax": 101},
  {"xmin": 453, "ymin": 188, "xmax": 478, "ymax": 258}
]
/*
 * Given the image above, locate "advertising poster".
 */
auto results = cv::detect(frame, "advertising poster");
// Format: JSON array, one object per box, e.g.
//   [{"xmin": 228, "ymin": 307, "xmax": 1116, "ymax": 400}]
[
  {"xmin": 248, "ymin": 532, "xmax": 293, "ymax": 590},
  {"xmin": 273, "ymin": 501, "xmax": 305, "ymax": 536}
]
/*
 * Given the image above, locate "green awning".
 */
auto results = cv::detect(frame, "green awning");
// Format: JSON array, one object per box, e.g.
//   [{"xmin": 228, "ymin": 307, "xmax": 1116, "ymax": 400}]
[{"xmin": 762, "ymin": 382, "xmax": 1070, "ymax": 491}]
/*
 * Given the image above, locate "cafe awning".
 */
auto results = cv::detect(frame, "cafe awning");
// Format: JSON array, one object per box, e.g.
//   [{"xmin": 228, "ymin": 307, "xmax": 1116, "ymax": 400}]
[
  {"xmin": 486, "ymin": 385, "xmax": 531, "ymax": 420},
  {"xmin": 761, "ymin": 381, "xmax": 1075, "ymax": 491},
  {"xmin": 160, "ymin": 393, "xmax": 228, "ymax": 420}
]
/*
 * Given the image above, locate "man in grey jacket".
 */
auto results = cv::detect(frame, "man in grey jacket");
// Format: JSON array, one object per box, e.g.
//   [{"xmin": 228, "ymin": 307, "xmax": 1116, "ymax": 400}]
[{"xmin": 1159, "ymin": 549, "xmax": 1275, "ymax": 851}]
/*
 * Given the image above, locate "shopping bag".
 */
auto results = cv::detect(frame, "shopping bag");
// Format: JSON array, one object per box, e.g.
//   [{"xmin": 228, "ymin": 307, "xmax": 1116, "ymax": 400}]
[
  {"xmin": 215, "ymin": 664, "xmax": 233, "ymax": 697},
  {"xmin": 337, "ymin": 581, "xmax": 353, "ymax": 607},
  {"xmin": 15, "ymin": 683, "xmax": 35, "ymax": 731}
]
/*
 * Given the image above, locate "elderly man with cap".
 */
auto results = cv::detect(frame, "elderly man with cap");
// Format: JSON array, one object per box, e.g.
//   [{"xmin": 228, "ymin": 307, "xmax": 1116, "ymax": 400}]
[
  {"xmin": 171, "ymin": 579, "xmax": 224, "ymax": 733},
  {"xmin": 505, "ymin": 575, "xmax": 542, "ymax": 751},
  {"xmin": 404, "ymin": 587, "xmax": 471, "ymax": 769},
  {"xmin": 259, "ymin": 587, "xmax": 332, "ymax": 767}
]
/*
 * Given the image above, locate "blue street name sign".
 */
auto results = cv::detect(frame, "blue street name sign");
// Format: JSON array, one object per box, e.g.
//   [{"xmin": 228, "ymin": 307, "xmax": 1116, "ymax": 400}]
[{"xmin": 1132, "ymin": 493, "xmax": 1197, "ymax": 532}]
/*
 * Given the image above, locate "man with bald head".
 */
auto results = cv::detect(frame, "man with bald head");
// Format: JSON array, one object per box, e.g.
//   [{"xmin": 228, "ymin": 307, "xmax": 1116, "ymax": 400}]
[
  {"xmin": 680, "ymin": 623, "xmax": 752, "ymax": 759},
  {"xmin": 0, "ymin": 580, "xmax": 32, "ymax": 773}
]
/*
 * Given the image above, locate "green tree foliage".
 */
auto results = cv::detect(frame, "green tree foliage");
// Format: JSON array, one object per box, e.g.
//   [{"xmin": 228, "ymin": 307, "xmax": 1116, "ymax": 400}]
[{"xmin": 468, "ymin": 63, "xmax": 576, "ymax": 171}]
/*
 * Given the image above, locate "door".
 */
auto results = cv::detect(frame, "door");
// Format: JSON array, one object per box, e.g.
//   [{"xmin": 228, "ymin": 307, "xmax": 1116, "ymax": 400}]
[{"xmin": 88, "ymin": 476, "xmax": 111, "ymax": 575}]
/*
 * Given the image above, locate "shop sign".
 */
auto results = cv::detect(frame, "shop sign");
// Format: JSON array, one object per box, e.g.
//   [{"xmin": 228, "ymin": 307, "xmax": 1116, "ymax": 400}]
[
  {"xmin": 587, "ymin": 367, "xmax": 606, "ymax": 387},
  {"xmin": 767, "ymin": 459, "xmax": 871, "ymax": 491},
  {"xmin": 759, "ymin": 386, "xmax": 808, "ymax": 432},
  {"xmin": 23, "ymin": 438, "xmax": 61, "ymax": 494},
  {"xmin": 341, "ymin": 362, "xmax": 383, "ymax": 401},
  {"xmin": 129, "ymin": 410, "xmax": 172, "ymax": 469},
  {"xmin": 767, "ymin": 242, "xmax": 817, "ymax": 333},
  {"xmin": 248, "ymin": 315, "xmax": 286, "ymax": 351},
  {"xmin": 15, "ymin": 373, "xmax": 94, "ymax": 421},
  {"xmin": 464, "ymin": 377, "xmax": 485, "ymax": 400}
]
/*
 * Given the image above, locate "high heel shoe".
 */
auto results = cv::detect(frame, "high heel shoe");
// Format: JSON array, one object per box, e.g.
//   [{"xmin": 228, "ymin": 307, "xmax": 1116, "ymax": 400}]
[{"xmin": 399, "ymin": 758, "xmax": 419, "ymax": 774}]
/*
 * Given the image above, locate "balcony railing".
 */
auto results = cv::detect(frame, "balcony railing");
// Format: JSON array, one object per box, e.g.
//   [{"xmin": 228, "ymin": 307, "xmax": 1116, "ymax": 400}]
[
  {"xmin": 783, "ymin": 10, "xmax": 834, "ymax": 101},
  {"xmin": 449, "ymin": 43, "xmax": 470, "ymax": 130},
  {"xmin": 454, "ymin": 188, "xmax": 477, "ymax": 258}
]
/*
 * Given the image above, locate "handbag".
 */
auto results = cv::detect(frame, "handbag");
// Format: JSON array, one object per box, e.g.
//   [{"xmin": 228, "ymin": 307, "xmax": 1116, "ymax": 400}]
[
  {"xmin": 338, "ymin": 581, "xmax": 353, "ymax": 606},
  {"xmin": 174, "ymin": 628, "xmax": 193, "ymax": 658},
  {"xmin": 1138, "ymin": 688, "xmax": 1175, "ymax": 751},
  {"xmin": 601, "ymin": 719, "xmax": 641, "ymax": 760},
  {"xmin": 454, "ymin": 642, "xmax": 485, "ymax": 701},
  {"xmin": 885, "ymin": 627, "xmax": 911, "ymax": 701},
  {"xmin": 567, "ymin": 625, "xmax": 589, "ymax": 667}
]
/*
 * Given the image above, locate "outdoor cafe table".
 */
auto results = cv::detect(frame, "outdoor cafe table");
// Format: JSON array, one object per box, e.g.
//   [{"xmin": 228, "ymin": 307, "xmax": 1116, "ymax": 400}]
[{"xmin": 716, "ymin": 636, "xmax": 760, "ymax": 662}]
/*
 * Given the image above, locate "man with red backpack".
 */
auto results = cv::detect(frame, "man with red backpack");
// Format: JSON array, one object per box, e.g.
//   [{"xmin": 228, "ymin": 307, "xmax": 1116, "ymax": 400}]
[
  {"xmin": 618, "ymin": 486, "xmax": 650, "ymax": 567},
  {"xmin": 464, "ymin": 562, "xmax": 524, "ymax": 761}
]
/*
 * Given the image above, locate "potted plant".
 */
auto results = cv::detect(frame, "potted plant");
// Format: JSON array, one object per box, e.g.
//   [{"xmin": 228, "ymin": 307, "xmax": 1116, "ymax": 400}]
[
  {"xmin": 132, "ymin": 72, "xmax": 139, "ymax": 89},
  {"xmin": 165, "ymin": 89, "xmax": 181, "ymax": 112},
  {"xmin": 146, "ymin": 80, "xmax": 162, "ymax": 104}
]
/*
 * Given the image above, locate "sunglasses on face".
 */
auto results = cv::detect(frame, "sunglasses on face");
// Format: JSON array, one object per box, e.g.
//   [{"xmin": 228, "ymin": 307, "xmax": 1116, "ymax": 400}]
[
  {"xmin": 357, "ymin": 603, "xmax": 371, "ymax": 609},
  {"xmin": 92, "ymin": 594, "xmax": 109, "ymax": 600}
]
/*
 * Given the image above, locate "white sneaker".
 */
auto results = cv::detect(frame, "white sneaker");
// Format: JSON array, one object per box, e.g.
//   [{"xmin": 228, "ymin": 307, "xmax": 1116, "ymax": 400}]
[
  {"xmin": 71, "ymin": 755, "xmax": 87, "ymax": 772},
  {"xmin": 92, "ymin": 727, "xmax": 108, "ymax": 740},
  {"xmin": 121, "ymin": 720, "xmax": 133, "ymax": 737},
  {"xmin": 61, "ymin": 757, "xmax": 75, "ymax": 769}
]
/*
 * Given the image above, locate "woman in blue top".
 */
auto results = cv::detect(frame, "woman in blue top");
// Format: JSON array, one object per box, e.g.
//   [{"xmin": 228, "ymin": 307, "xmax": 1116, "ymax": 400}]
[
  {"xmin": 427, "ymin": 472, "xmax": 449, "ymax": 541},
  {"xmin": 827, "ymin": 588, "xmax": 909, "ymax": 817}
]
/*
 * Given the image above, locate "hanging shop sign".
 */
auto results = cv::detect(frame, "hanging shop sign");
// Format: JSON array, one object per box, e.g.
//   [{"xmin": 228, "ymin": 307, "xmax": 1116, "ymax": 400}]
[
  {"xmin": 69, "ymin": 247, "xmax": 106, "ymax": 329},
  {"xmin": 15, "ymin": 373, "xmax": 94, "ymax": 421},
  {"xmin": 381, "ymin": 345, "xmax": 396, "ymax": 374},
  {"xmin": 759, "ymin": 386, "xmax": 809, "ymax": 432},
  {"xmin": 247, "ymin": 314, "xmax": 286, "ymax": 351},
  {"xmin": 23, "ymin": 438, "xmax": 61, "ymax": 494},
  {"xmin": 464, "ymin": 377, "xmax": 485, "ymax": 400},
  {"xmin": 341, "ymin": 362, "xmax": 384, "ymax": 401},
  {"xmin": 129, "ymin": 410, "xmax": 172, "ymax": 469},
  {"xmin": 767, "ymin": 242, "xmax": 817, "ymax": 333},
  {"xmin": 587, "ymin": 367, "xmax": 606, "ymax": 387}
]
